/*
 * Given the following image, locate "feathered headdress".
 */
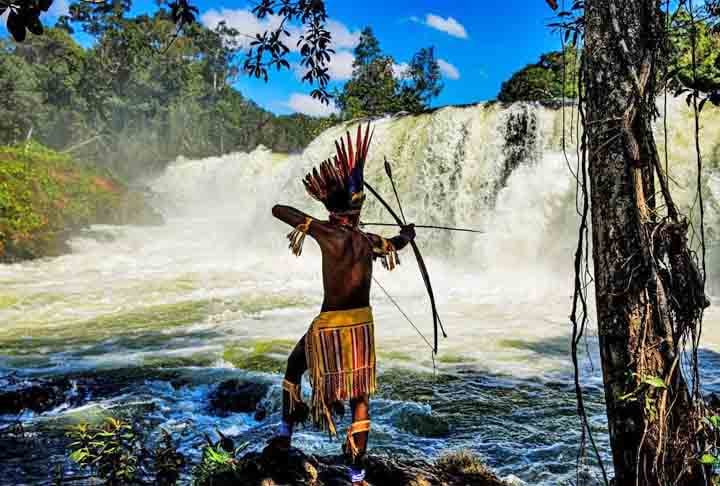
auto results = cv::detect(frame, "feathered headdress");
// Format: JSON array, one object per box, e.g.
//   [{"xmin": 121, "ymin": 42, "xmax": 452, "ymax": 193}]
[{"xmin": 303, "ymin": 123, "xmax": 374, "ymax": 213}]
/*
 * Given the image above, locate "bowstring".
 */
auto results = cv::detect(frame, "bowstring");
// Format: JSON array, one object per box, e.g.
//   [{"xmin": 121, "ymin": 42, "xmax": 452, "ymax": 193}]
[{"xmin": 372, "ymin": 275, "xmax": 437, "ymax": 373}]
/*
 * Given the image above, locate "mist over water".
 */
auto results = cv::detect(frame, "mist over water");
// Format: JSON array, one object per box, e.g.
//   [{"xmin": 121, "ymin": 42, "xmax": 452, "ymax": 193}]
[{"xmin": 2, "ymin": 99, "xmax": 720, "ymax": 484}]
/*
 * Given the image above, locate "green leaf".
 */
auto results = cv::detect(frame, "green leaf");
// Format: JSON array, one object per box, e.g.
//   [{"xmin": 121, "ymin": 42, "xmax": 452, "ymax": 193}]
[
  {"xmin": 699, "ymin": 453, "xmax": 718, "ymax": 465},
  {"xmin": 69, "ymin": 449, "xmax": 91, "ymax": 464},
  {"xmin": 642, "ymin": 376, "xmax": 667, "ymax": 389},
  {"xmin": 709, "ymin": 416, "xmax": 720, "ymax": 429}
]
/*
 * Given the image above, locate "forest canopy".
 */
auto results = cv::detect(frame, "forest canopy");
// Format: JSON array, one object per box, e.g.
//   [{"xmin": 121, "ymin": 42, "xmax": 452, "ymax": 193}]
[
  {"xmin": 0, "ymin": 3, "xmax": 448, "ymax": 178},
  {"xmin": 497, "ymin": 8, "xmax": 720, "ymax": 104},
  {"xmin": 0, "ymin": 8, "xmax": 336, "ymax": 179}
]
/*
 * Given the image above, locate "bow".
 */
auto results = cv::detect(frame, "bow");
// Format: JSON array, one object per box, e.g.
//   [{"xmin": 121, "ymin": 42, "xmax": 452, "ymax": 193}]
[{"xmin": 364, "ymin": 158, "xmax": 447, "ymax": 354}]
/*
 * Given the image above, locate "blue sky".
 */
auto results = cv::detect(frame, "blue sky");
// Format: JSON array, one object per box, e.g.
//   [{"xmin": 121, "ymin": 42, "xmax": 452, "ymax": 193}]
[{"xmin": 4, "ymin": 0, "xmax": 563, "ymax": 116}]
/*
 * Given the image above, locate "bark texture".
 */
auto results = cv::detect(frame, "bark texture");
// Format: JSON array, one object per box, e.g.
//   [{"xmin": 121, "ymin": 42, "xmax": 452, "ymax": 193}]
[{"xmin": 585, "ymin": 0, "xmax": 707, "ymax": 483}]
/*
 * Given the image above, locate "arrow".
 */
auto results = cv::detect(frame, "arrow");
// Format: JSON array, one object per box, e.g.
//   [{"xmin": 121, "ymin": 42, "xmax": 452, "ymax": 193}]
[{"xmin": 361, "ymin": 222, "xmax": 485, "ymax": 234}]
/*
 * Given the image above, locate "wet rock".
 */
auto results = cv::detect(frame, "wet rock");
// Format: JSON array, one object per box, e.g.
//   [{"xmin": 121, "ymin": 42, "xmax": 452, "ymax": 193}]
[
  {"xmin": 210, "ymin": 379, "xmax": 270, "ymax": 415},
  {"xmin": 396, "ymin": 409, "xmax": 450, "ymax": 438},
  {"xmin": 69, "ymin": 367, "xmax": 183, "ymax": 399},
  {"xmin": 707, "ymin": 393, "xmax": 720, "ymax": 413},
  {"xmin": 0, "ymin": 367, "xmax": 187, "ymax": 417},
  {"xmin": 0, "ymin": 377, "xmax": 72, "ymax": 414},
  {"xmin": 195, "ymin": 447, "xmax": 509, "ymax": 486},
  {"xmin": 254, "ymin": 405, "xmax": 268, "ymax": 421}
]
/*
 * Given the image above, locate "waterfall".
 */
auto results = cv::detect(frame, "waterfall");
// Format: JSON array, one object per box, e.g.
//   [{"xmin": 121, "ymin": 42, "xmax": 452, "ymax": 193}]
[{"xmin": 151, "ymin": 98, "xmax": 720, "ymax": 284}]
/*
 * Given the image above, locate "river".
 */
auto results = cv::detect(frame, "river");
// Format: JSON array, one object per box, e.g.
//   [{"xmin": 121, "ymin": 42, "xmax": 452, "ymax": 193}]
[{"xmin": 1, "ymin": 99, "xmax": 720, "ymax": 485}]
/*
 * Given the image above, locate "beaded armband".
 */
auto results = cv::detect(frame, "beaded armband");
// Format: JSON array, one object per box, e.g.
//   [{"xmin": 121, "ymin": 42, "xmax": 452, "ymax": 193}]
[
  {"xmin": 373, "ymin": 237, "xmax": 399, "ymax": 271},
  {"xmin": 287, "ymin": 217, "xmax": 313, "ymax": 256}
]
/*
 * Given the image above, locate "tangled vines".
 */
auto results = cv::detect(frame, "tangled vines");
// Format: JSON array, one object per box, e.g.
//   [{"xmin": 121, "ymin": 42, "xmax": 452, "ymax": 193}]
[{"xmin": 555, "ymin": 0, "xmax": 719, "ymax": 483}]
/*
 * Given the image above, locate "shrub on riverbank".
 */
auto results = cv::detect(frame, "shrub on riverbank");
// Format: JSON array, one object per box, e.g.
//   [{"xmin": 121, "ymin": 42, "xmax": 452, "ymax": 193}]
[{"xmin": 0, "ymin": 142, "xmax": 161, "ymax": 262}]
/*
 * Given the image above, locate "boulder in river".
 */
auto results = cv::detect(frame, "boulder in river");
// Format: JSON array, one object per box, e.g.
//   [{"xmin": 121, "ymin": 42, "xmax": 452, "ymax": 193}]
[
  {"xmin": 209, "ymin": 379, "xmax": 270, "ymax": 415},
  {"xmin": 0, "ymin": 377, "xmax": 72, "ymax": 415},
  {"xmin": 707, "ymin": 393, "xmax": 720, "ymax": 413},
  {"xmin": 396, "ymin": 409, "xmax": 451, "ymax": 438}
]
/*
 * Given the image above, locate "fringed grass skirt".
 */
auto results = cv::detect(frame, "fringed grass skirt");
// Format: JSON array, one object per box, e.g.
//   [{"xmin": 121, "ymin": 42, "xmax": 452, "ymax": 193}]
[{"xmin": 305, "ymin": 306, "xmax": 376, "ymax": 436}]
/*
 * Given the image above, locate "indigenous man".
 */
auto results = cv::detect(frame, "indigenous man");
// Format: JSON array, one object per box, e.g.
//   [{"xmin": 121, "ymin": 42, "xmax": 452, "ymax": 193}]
[{"xmin": 265, "ymin": 124, "xmax": 415, "ymax": 485}]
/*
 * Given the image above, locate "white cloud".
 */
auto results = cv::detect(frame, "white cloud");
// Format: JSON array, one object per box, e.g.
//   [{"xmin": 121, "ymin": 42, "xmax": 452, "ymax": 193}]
[
  {"xmin": 438, "ymin": 59, "xmax": 460, "ymax": 80},
  {"xmin": 294, "ymin": 49, "xmax": 355, "ymax": 82},
  {"xmin": 392, "ymin": 62, "xmax": 410, "ymax": 79},
  {"xmin": 326, "ymin": 19, "xmax": 360, "ymax": 49},
  {"xmin": 45, "ymin": 0, "xmax": 69, "ymax": 18},
  {"xmin": 326, "ymin": 50, "xmax": 355, "ymax": 80},
  {"xmin": 202, "ymin": 8, "xmax": 292, "ymax": 49},
  {"xmin": 286, "ymin": 93, "xmax": 339, "ymax": 117},
  {"xmin": 201, "ymin": 8, "xmax": 359, "ymax": 52},
  {"xmin": 424, "ymin": 14, "xmax": 468, "ymax": 39}
]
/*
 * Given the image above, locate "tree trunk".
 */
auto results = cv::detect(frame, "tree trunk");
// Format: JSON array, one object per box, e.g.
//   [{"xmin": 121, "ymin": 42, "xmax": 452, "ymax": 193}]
[{"xmin": 585, "ymin": 0, "xmax": 707, "ymax": 483}]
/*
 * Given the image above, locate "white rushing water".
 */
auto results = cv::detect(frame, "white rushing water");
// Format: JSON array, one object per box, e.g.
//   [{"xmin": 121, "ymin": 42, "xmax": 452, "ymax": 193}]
[{"xmin": 2, "ymin": 99, "xmax": 720, "ymax": 484}]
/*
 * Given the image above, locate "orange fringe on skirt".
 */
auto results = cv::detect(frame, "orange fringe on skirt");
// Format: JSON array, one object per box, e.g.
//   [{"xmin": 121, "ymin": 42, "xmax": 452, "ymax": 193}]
[{"xmin": 305, "ymin": 307, "xmax": 376, "ymax": 436}]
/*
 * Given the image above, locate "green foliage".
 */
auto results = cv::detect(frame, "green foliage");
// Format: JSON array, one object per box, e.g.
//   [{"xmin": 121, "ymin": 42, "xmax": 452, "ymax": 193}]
[
  {"xmin": 500, "ymin": 8, "xmax": 720, "ymax": 106},
  {"xmin": 498, "ymin": 48, "xmax": 579, "ymax": 102},
  {"xmin": 67, "ymin": 417, "xmax": 140, "ymax": 484},
  {"xmin": 617, "ymin": 373, "xmax": 668, "ymax": 423},
  {"xmin": 336, "ymin": 27, "xmax": 444, "ymax": 119},
  {"xmin": 701, "ymin": 413, "xmax": 720, "ymax": 472},
  {"xmin": 338, "ymin": 55, "xmax": 404, "ymax": 119},
  {"xmin": 403, "ymin": 46, "xmax": 444, "ymax": 108},
  {"xmin": 0, "ymin": 41, "xmax": 42, "ymax": 143},
  {"xmin": 0, "ymin": 142, "xmax": 156, "ymax": 262},
  {"xmin": 192, "ymin": 436, "xmax": 249, "ymax": 486},
  {"xmin": 4, "ymin": 0, "xmax": 198, "ymax": 43},
  {"xmin": 668, "ymin": 8, "xmax": 720, "ymax": 107},
  {"xmin": 354, "ymin": 27, "xmax": 381, "ymax": 67},
  {"xmin": 67, "ymin": 419, "xmax": 187, "ymax": 485},
  {"xmin": 0, "ymin": 12, "xmax": 331, "ymax": 180},
  {"xmin": 243, "ymin": 0, "xmax": 332, "ymax": 104},
  {"xmin": 153, "ymin": 429, "xmax": 185, "ymax": 486}
]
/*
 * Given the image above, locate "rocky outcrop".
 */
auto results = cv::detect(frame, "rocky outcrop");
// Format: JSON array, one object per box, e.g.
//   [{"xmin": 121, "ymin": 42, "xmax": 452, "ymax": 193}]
[
  {"xmin": 196, "ymin": 447, "xmax": 510, "ymax": 486},
  {"xmin": 209, "ymin": 379, "xmax": 270, "ymax": 417},
  {"xmin": 0, "ymin": 376, "xmax": 72, "ymax": 414}
]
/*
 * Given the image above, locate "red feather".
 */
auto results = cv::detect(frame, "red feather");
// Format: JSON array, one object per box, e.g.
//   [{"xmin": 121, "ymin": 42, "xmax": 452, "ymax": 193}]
[
  {"xmin": 361, "ymin": 123, "xmax": 371, "ymax": 162},
  {"xmin": 346, "ymin": 131, "xmax": 355, "ymax": 170},
  {"xmin": 355, "ymin": 124, "xmax": 363, "ymax": 162},
  {"xmin": 338, "ymin": 138, "xmax": 349, "ymax": 170}
]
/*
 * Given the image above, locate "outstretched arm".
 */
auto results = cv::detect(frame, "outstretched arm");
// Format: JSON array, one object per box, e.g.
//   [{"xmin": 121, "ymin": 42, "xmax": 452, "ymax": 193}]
[
  {"xmin": 366, "ymin": 224, "xmax": 416, "ymax": 252},
  {"xmin": 272, "ymin": 204, "xmax": 312, "ymax": 229},
  {"xmin": 272, "ymin": 204, "xmax": 334, "ymax": 243}
]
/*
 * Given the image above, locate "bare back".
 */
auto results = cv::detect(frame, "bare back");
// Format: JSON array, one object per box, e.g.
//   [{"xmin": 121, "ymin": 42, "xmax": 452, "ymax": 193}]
[
  {"xmin": 272, "ymin": 205, "xmax": 412, "ymax": 312},
  {"xmin": 318, "ymin": 224, "xmax": 374, "ymax": 311}
]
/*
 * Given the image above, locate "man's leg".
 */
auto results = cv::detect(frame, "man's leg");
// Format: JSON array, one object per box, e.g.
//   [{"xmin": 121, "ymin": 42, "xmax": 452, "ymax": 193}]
[
  {"xmin": 282, "ymin": 336, "xmax": 308, "ymax": 423},
  {"xmin": 346, "ymin": 394, "xmax": 370, "ymax": 485},
  {"xmin": 265, "ymin": 336, "xmax": 308, "ymax": 452}
]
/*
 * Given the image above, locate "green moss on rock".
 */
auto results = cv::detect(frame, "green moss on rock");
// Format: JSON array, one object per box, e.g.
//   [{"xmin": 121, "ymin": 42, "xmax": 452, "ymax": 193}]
[
  {"xmin": 222, "ymin": 339, "xmax": 295, "ymax": 374},
  {"xmin": 0, "ymin": 300, "xmax": 210, "ymax": 355}
]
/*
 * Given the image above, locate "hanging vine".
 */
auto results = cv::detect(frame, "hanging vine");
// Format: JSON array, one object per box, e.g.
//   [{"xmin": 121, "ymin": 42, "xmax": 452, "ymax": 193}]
[{"xmin": 549, "ymin": 0, "xmax": 720, "ymax": 482}]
